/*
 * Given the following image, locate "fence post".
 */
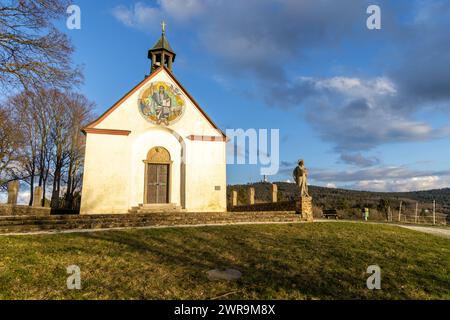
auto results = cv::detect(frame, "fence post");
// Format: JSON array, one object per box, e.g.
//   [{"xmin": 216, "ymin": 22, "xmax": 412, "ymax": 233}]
[
  {"xmin": 232, "ymin": 191, "xmax": 238, "ymax": 207},
  {"xmin": 7, "ymin": 181, "xmax": 19, "ymax": 205},
  {"xmin": 388, "ymin": 206, "xmax": 391, "ymax": 222},
  {"xmin": 398, "ymin": 201, "xmax": 403, "ymax": 222},
  {"xmin": 271, "ymin": 184, "xmax": 278, "ymax": 203},
  {"xmin": 248, "ymin": 187, "xmax": 255, "ymax": 205},
  {"xmin": 433, "ymin": 200, "xmax": 436, "ymax": 225},
  {"xmin": 32, "ymin": 186, "xmax": 43, "ymax": 207},
  {"xmin": 415, "ymin": 202, "xmax": 418, "ymax": 224}
]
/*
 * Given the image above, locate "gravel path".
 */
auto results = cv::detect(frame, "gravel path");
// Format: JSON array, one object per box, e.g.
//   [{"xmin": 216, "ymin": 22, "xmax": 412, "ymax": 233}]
[
  {"xmin": 396, "ymin": 225, "xmax": 450, "ymax": 239},
  {"xmin": 0, "ymin": 219, "xmax": 448, "ymax": 238},
  {"xmin": 315, "ymin": 220, "xmax": 450, "ymax": 239}
]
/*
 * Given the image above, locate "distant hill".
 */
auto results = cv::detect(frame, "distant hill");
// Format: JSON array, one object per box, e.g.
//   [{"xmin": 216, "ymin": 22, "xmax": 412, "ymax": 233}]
[{"xmin": 228, "ymin": 183, "xmax": 450, "ymax": 213}]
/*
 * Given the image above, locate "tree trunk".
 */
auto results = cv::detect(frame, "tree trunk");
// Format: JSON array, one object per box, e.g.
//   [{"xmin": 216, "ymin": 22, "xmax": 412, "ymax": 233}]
[{"xmin": 28, "ymin": 169, "xmax": 35, "ymax": 206}]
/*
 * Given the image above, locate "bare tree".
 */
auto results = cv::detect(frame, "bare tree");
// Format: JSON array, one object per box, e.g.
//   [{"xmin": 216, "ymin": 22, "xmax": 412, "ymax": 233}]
[
  {"xmin": 9, "ymin": 90, "xmax": 43, "ymax": 205},
  {"xmin": 0, "ymin": 1, "xmax": 89, "ymax": 207},
  {"xmin": 5, "ymin": 88, "xmax": 94, "ymax": 209},
  {"xmin": 27, "ymin": 87, "xmax": 53, "ymax": 205},
  {"xmin": 0, "ymin": 0, "xmax": 82, "ymax": 91},
  {"xmin": 49, "ymin": 90, "xmax": 71, "ymax": 208},
  {"xmin": 0, "ymin": 105, "xmax": 23, "ymax": 188},
  {"xmin": 63, "ymin": 92, "xmax": 93, "ymax": 209}
]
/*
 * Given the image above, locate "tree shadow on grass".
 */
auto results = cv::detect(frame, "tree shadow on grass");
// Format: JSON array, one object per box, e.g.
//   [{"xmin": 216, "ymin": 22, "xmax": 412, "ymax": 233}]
[{"xmin": 76, "ymin": 225, "xmax": 449, "ymax": 300}]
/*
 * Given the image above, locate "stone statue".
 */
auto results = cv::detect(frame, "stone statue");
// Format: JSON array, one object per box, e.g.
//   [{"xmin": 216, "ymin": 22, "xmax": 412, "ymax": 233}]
[{"xmin": 293, "ymin": 159, "xmax": 310, "ymax": 198}]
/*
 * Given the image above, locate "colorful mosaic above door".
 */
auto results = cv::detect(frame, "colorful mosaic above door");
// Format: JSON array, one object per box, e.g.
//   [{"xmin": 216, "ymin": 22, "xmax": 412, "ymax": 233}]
[{"xmin": 139, "ymin": 81, "xmax": 185, "ymax": 125}]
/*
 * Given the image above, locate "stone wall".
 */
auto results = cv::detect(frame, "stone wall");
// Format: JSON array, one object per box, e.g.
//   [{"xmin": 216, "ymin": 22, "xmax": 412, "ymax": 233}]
[
  {"xmin": 229, "ymin": 200, "xmax": 323, "ymax": 218},
  {"xmin": 0, "ymin": 205, "xmax": 51, "ymax": 217},
  {"xmin": 0, "ymin": 211, "xmax": 307, "ymax": 234},
  {"xmin": 229, "ymin": 201, "xmax": 296, "ymax": 212},
  {"xmin": 228, "ymin": 184, "xmax": 320, "ymax": 222}
]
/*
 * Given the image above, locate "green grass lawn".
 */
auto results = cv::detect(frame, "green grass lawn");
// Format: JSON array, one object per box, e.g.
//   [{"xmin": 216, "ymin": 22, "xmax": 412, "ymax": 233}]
[{"xmin": 0, "ymin": 222, "xmax": 448, "ymax": 300}]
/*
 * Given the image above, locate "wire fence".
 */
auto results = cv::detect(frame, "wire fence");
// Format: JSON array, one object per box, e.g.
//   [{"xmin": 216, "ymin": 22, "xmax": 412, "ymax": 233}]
[{"xmin": 386, "ymin": 200, "xmax": 448, "ymax": 226}]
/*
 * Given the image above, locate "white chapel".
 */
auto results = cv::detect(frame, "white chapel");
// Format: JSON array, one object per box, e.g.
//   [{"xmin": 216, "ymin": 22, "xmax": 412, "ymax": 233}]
[{"xmin": 80, "ymin": 27, "xmax": 227, "ymax": 215}]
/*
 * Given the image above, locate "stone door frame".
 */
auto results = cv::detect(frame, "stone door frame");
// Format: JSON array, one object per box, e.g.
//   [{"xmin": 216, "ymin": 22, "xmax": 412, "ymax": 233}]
[{"xmin": 143, "ymin": 147, "xmax": 173, "ymax": 205}]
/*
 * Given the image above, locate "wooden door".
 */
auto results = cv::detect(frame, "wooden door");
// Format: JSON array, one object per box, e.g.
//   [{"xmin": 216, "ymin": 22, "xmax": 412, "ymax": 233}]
[{"xmin": 147, "ymin": 164, "xmax": 169, "ymax": 204}]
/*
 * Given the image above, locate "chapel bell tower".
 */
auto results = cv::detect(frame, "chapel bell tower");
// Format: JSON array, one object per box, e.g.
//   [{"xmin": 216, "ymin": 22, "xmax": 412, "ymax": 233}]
[{"xmin": 148, "ymin": 21, "xmax": 176, "ymax": 73}]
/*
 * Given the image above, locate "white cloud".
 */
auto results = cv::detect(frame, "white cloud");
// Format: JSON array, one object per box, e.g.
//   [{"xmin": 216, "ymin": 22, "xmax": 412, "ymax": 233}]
[
  {"xmin": 313, "ymin": 166, "xmax": 450, "ymax": 182},
  {"xmin": 314, "ymin": 77, "xmax": 397, "ymax": 99},
  {"xmin": 350, "ymin": 176, "xmax": 450, "ymax": 192},
  {"xmin": 159, "ymin": 0, "xmax": 205, "ymax": 21},
  {"xmin": 312, "ymin": 165, "xmax": 450, "ymax": 192},
  {"xmin": 300, "ymin": 75, "xmax": 449, "ymax": 152},
  {"xmin": 212, "ymin": 74, "xmax": 232, "ymax": 90},
  {"xmin": 340, "ymin": 153, "xmax": 380, "ymax": 168},
  {"xmin": 111, "ymin": 2, "xmax": 162, "ymax": 30},
  {"xmin": 111, "ymin": 0, "xmax": 205, "ymax": 31}
]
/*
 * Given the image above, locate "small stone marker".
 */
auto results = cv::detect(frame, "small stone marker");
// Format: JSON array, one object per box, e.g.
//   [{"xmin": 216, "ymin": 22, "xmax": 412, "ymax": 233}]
[
  {"xmin": 7, "ymin": 181, "xmax": 19, "ymax": 205},
  {"xmin": 271, "ymin": 184, "xmax": 278, "ymax": 203},
  {"xmin": 232, "ymin": 190, "xmax": 238, "ymax": 207},
  {"xmin": 33, "ymin": 186, "xmax": 43, "ymax": 207},
  {"xmin": 207, "ymin": 269, "xmax": 242, "ymax": 281},
  {"xmin": 248, "ymin": 187, "xmax": 255, "ymax": 205}
]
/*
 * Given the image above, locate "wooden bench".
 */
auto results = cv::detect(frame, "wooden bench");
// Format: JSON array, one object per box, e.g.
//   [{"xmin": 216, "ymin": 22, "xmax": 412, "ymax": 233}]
[{"xmin": 323, "ymin": 209, "xmax": 339, "ymax": 220}]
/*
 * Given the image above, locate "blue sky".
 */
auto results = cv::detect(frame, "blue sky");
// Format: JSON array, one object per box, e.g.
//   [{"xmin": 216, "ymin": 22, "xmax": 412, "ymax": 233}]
[{"xmin": 65, "ymin": 0, "xmax": 450, "ymax": 191}]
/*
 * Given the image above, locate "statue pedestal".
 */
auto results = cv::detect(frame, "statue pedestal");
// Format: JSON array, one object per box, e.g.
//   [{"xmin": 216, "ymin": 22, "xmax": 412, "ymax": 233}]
[{"xmin": 296, "ymin": 196, "xmax": 314, "ymax": 222}]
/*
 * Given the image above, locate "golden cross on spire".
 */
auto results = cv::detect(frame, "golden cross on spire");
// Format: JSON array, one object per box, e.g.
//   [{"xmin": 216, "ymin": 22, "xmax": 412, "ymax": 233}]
[{"xmin": 161, "ymin": 21, "xmax": 166, "ymax": 35}]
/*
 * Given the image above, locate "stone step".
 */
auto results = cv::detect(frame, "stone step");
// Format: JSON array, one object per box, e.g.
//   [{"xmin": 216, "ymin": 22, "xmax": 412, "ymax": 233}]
[
  {"xmin": 0, "ymin": 212, "xmax": 298, "ymax": 223},
  {"xmin": 0, "ymin": 216, "xmax": 301, "ymax": 228},
  {"xmin": 0, "ymin": 219, "xmax": 304, "ymax": 234},
  {"xmin": 0, "ymin": 213, "xmax": 300, "ymax": 224},
  {"xmin": 139, "ymin": 203, "xmax": 180, "ymax": 208},
  {"xmin": 129, "ymin": 204, "xmax": 185, "ymax": 214},
  {"xmin": 0, "ymin": 210, "xmax": 295, "ymax": 218}
]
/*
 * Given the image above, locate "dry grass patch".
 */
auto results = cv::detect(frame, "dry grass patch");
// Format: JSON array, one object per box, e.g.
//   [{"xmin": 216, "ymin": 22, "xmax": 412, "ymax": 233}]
[{"xmin": 0, "ymin": 222, "xmax": 448, "ymax": 300}]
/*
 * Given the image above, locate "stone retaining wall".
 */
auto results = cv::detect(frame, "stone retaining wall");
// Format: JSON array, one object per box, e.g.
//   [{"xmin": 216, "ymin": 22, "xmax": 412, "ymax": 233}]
[
  {"xmin": 229, "ymin": 201, "xmax": 296, "ymax": 212},
  {"xmin": 0, "ymin": 211, "xmax": 306, "ymax": 234},
  {"xmin": 0, "ymin": 205, "xmax": 51, "ymax": 217}
]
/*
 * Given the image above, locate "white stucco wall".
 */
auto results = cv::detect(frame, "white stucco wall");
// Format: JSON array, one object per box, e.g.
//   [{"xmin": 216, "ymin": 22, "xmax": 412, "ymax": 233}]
[
  {"xmin": 80, "ymin": 69, "xmax": 227, "ymax": 214},
  {"xmin": 185, "ymin": 140, "xmax": 227, "ymax": 212},
  {"xmin": 81, "ymin": 134, "xmax": 131, "ymax": 214}
]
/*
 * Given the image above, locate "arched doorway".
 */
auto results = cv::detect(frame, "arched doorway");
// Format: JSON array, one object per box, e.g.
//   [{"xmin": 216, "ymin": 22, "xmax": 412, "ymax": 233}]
[{"xmin": 144, "ymin": 147, "xmax": 172, "ymax": 204}]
